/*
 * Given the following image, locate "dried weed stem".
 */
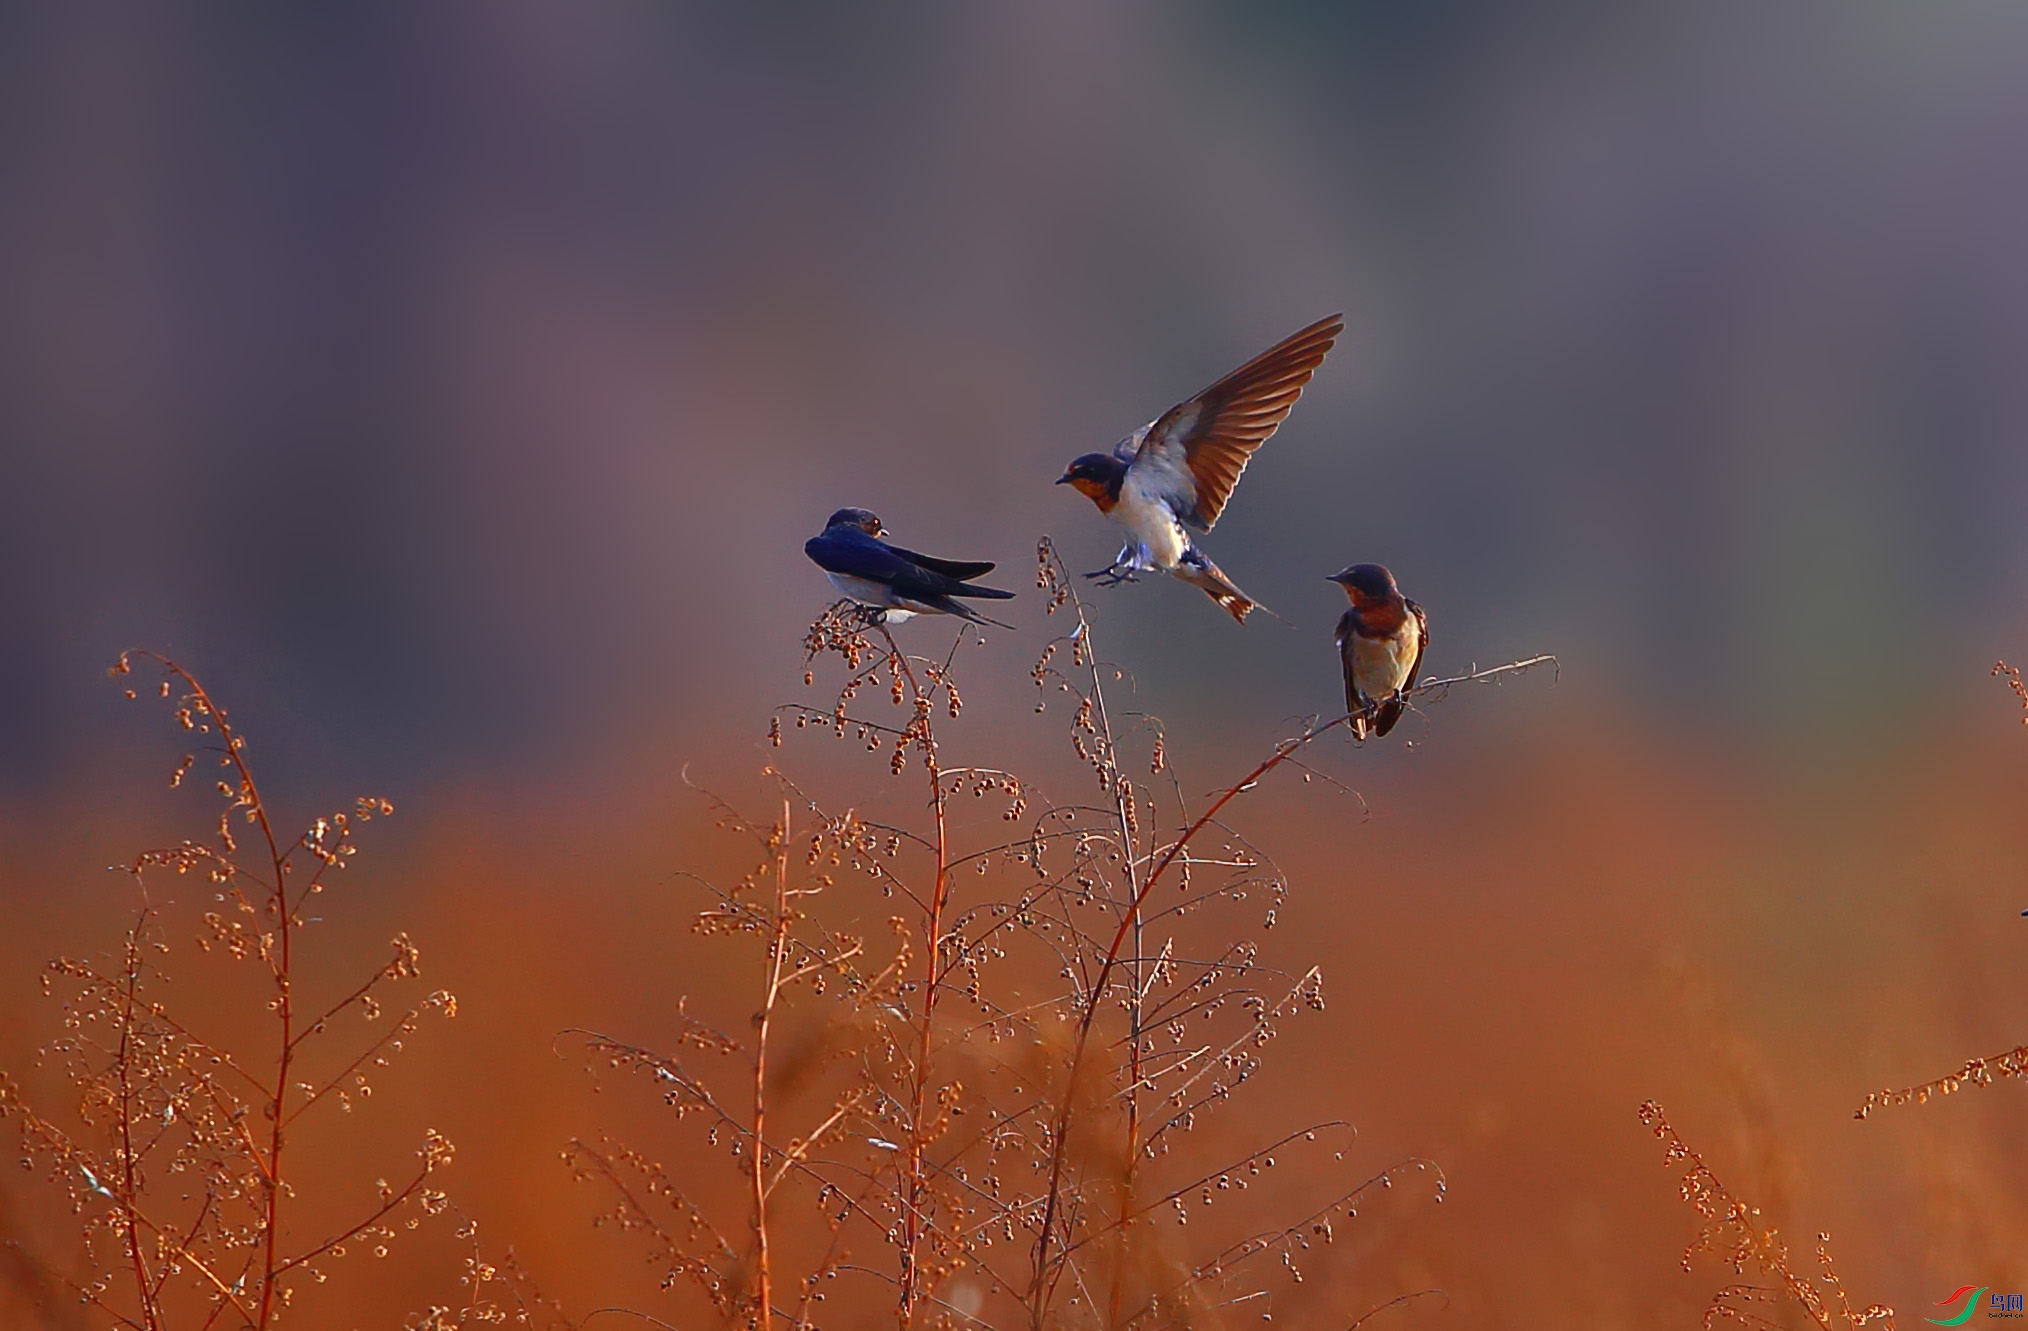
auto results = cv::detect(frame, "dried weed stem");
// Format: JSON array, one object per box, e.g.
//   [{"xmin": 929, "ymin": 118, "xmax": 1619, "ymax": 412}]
[
  {"xmin": 568, "ymin": 540, "xmax": 1553, "ymax": 1331},
  {"xmin": 0, "ymin": 655, "xmax": 468, "ymax": 1326},
  {"xmin": 1638, "ymin": 1102, "xmax": 1892, "ymax": 1330}
]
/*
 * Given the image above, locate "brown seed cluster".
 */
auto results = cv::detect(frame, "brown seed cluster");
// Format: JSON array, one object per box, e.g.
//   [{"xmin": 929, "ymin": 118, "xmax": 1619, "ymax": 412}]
[
  {"xmin": 1855, "ymin": 1041, "xmax": 2028, "ymax": 1119},
  {"xmin": 1997, "ymin": 659, "xmax": 2028, "ymax": 725}
]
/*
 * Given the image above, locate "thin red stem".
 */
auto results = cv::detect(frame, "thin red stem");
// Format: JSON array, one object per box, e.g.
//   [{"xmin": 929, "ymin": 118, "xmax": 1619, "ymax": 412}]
[
  {"xmin": 1027, "ymin": 717, "xmax": 1346, "ymax": 1326},
  {"xmin": 877, "ymin": 623, "xmax": 948, "ymax": 1331},
  {"xmin": 114, "ymin": 917, "xmax": 162, "ymax": 1331},
  {"xmin": 751, "ymin": 799, "xmax": 790, "ymax": 1330},
  {"xmin": 134, "ymin": 657, "xmax": 293, "ymax": 1328}
]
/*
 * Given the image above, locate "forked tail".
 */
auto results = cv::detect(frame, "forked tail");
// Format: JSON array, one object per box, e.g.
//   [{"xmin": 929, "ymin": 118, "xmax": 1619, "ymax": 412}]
[
  {"xmin": 1174, "ymin": 549, "xmax": 1274, "ymax": 625},
  {"xmin": 929, "ymin": 594, "xmax": 1016, "ymax": 630}
]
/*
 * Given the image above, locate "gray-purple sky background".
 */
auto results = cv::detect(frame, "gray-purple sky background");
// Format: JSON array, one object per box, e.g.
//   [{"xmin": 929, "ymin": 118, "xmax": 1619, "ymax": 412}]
[{"xmin": 5, "ymin": 2, "xmax": 2027, "ymax": 795}]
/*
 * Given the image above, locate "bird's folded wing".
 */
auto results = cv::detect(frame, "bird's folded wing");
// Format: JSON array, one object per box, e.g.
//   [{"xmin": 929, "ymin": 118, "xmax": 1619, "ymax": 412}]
[
  {"xmin": 1404, "ymin": 599, "xmax": 1429, "ymax": 690},
  {"xmin": 806, "ymin": 534, "xmax": 1012, "ymax": 600},
  {"xmin": 1132, "ymin": 314, "xmax": 1343, "ymax": 532},
  {"xmin": 885, "ymin": 546, "xmax": 997, "ymax": 582},
  {"xmin": 1335, "ymin": 607, "xmax": 1362, "ymax": 715}
]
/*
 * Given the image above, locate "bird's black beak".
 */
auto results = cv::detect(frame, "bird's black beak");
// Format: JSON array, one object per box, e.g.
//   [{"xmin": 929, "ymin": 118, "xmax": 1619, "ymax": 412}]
[{"xmin": 1054, "ymin": 471, "xmax": 1074, "ymax": 485}]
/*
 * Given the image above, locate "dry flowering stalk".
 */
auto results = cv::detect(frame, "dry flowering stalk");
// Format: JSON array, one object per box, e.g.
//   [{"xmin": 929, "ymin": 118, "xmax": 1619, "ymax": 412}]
[
  {"xmin": 1638, "ymin": 1102, "xmax": 1893, "ymax": 1330},
  {"xmin": 1855, "ymin": 1043, "xmax": 2028, "ymax": 1119},
  {"xmin": 0, "ymin": 654, "xmax": 477, "ymax": 1328},
  {"xmin": 1996, "ymin": 659, "xmax": 2028, "ymax": 725},
  {"xmin": 569, "ymin": 540, "xmax": 1551, "ymax": 1331}
]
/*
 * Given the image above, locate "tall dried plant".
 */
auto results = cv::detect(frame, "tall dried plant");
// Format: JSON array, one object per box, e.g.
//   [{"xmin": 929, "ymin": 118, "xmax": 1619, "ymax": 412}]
[
  {"xmin": 566, "ymin": 538, "xmax": 1553, "ymax": 1330},
  {"xmin": 0, "ymin": 655, "xmax": 504, "ymax": 1327}
]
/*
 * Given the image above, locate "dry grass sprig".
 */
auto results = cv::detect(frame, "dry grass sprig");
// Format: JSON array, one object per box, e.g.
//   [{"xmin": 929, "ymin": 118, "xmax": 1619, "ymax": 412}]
[
  {"xmin": 1995, "ymin": 659, "xmax": 2028, "ymax": 725},
  {"xmin": 1344, "ymin": 1287, "xmax": 1447, "ymax": 1329},
  {"xmin": 408, "ymin": 1209, "xmax": 573, "ymax": 1331},
  {"xmin": 1854, "ymin": 1043, "xmax": 2028, "ymax": 1120},
  {"xmin": 0, "ymin": 654, "xmax": 480, "ymax": 1327},
  {"xmin": 567, "ymin": 536, "xmax": 1552, "ymax": 1330},
  {"xmin": 1637, "ymin": 1102, "xmax": 1893, "ymax": 1330}
]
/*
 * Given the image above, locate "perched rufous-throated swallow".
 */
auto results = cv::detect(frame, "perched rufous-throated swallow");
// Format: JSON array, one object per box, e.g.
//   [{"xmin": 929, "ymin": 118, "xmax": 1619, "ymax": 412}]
[
  {"xmin": 1055, "ymin": 314, "xmax": 1343, "ymax": 623},
  {"xmin": 1330, "ymin": 563, "xmax": 1427, "ymax": 739},
  {"xmin": 804, "ymin": 508, "xmax": 1015, "ymax": 628}
]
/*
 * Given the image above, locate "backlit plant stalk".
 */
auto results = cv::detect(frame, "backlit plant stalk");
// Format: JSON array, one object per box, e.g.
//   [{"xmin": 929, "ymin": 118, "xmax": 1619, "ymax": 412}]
[
  {"xmin": 570, "ymin": 545, "xmax": 1551, "ymax": 1331},
  {"xmin": 0, "ymin": 654, "xmax": 466, "ymax": 1326}
]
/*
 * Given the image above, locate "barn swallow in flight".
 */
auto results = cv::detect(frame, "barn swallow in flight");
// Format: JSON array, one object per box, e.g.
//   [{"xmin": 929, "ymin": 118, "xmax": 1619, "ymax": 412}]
[
  {"xmin": 804, "ymin": 508, "xmax": 1015, "ymax": 628},
  {"xmin": 1055, "ymin": 314, "xmax": 1344, "ymax": 623},
  {"xmin": 1330, "ymin": 563, "xmax": 1427, "ymax": 739}
]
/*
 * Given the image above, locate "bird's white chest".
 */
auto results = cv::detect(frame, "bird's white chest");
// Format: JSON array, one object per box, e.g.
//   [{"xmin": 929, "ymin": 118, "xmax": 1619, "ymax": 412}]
[
  {"xmin": 1112, "ymin": 473, "xmax": 1190, "ymax": 569},
  {"xmin": 827, "ymin": 568, "xmax": 916, "ymax": 616},
  {"xmin": 1347, "ymin": 622, "xmax": 1420, "ymax": 699}
]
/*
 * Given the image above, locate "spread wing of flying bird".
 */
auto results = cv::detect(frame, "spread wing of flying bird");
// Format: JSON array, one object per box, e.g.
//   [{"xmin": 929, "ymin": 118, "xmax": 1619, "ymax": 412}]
[{"xmin": 1124, "ymin": 313, "xmax": 1344, "ymax": 532}]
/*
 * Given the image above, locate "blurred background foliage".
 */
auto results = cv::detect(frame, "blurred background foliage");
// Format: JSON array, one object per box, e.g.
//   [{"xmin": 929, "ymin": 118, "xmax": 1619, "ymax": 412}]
[{"xmin": 4, "ymin": 2, "xmax": 2026, "ymax": 790}]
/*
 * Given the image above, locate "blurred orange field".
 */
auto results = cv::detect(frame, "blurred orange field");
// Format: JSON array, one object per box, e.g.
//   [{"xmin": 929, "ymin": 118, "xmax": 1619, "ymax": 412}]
[{"xmin": 2, "ymin": 635, "xmax": 2024, "ymax": 1329}]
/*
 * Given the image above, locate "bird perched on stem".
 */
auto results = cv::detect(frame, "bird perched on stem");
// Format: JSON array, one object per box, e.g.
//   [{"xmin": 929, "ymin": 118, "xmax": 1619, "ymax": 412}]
[
  {"xmin": 1056, "ymin": 314, "xmax": 1343, "ymax": 622},
  {"xmin": 1330, "ymin": 563, "xmax": 1426, "ymax": 739},
  {"xmin": 804, "ymin": 508, "xmax": 1015, "ymax": 628}
]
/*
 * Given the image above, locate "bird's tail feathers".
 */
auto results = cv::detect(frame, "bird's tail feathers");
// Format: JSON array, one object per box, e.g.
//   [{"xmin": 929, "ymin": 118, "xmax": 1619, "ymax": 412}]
[
  {"xmin": 1174, "ymin": 551, "xmax": 1267, "ymax": 625},
  {"xmin": 920, "ymin": 594, "xmax": 1015, "ymax": 630},
  {"xmin": 1342, "ymin": 696, "xmax": 1404, "ymax": 739}
]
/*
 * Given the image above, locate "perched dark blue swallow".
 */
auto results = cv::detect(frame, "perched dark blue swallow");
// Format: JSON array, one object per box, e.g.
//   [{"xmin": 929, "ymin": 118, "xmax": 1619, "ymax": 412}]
[
  {"xmin": 1329, "ymin": 563, "xmax": 1427, "ymax": 739},
  {"xmin": 804, "ymin": 508, "xmax": 1015, "ymax": 628},
  {"xmin": 1056, "ymin": 314, "xmax": 1343, "ymax": 623}
]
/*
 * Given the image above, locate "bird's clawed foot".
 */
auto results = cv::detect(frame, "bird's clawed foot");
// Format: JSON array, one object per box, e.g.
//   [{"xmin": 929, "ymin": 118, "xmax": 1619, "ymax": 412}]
[{"xmin": 1083, "ymin": 565, "xmax": 1139, "ymax": 587}]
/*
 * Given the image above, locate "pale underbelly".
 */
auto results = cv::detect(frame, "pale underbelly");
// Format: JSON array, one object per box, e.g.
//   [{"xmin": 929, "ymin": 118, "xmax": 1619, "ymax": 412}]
[
  {"xmin": 1351, "ymin": 631, "xmax": 1417, "ymax": 698},
  {"xmin": 825, "ymin": 572, "xmax": 921, "ymax": 619},
  {"xmin": 1111, "ymin": 483, "xmax": 1190, "ymax": 570},
  {"xmin": 826, "ymin": 571, "xmax": 894, "ymax": 605}
]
